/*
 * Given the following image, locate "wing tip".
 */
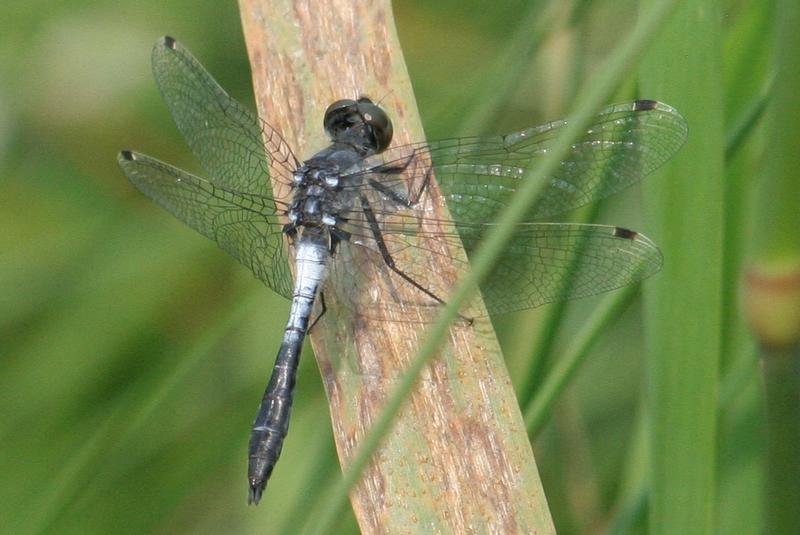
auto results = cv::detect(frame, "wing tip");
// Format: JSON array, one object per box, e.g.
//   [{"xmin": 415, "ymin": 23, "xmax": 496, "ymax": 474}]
[
  {"xmin": 632, "ymin": 99, "xmax": 659, "ymax": 111},
  {"xmin": 160, "ymin": 35, "xmax": 177, "ymax": 49},
  {"xmin": 613, "ymin": 226, "xmax": 664, "ymax": 275},
  {"xmin": 631, "ymin": 99, "xmax": 685, "ymax": 125},
  {"xmin": 613, "ymin": 226, "xmax": 639, "ymax": 240}
]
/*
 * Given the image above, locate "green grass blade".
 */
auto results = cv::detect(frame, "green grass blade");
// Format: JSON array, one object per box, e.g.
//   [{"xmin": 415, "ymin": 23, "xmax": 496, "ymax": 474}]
[
  {"xmin": 640, "ymin": 0, "xmax": 726, "ymax": 532},
  {"xmin": 454, "ymin": 0, "xmax": 565, "ymax": 135},
  {"xmin": 523, "ymin": 284, "xmax": 638, "ymax": 437},
  {"xmin": 743, "ymin": 0, "xmax": 800, "ymax": 532},
  {"xmin": 18, "ymin": 291, "xmax": 258, "ymax": 534}
]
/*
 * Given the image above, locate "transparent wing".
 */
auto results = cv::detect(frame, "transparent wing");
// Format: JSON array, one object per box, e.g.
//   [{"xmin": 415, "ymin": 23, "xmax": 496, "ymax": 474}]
[
  {"xmin": 346, "ymin": 100, "xmax": 687, "ymax": 223},
  {"xmin": 132, "ymin": 37, "xmax": 674, "ymax": 317},
  {"xmin": 466, "ymin": 223, "xmax": 662, "ymax": 314},
  {"xmin": 151, "ymin": 36, "xmax": 298, "ymax": 201},
  {"xmin": 118, "ymin": 151, "xmax": 293, "ymax": 299},
  {"xmin": 330, "ymin": 215, "xmax": 662, "ymax": 318}
]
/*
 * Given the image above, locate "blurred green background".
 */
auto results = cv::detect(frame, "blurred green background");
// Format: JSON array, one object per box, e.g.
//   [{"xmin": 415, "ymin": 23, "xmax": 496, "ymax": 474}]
[{"xmin": 0, "ymin": 0, "xmax": 783, "ymax": 533}]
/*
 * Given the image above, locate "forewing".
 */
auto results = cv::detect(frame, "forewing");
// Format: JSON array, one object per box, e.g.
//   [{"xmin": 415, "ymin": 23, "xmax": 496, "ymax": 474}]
[
  {"xmin": 151, "ymin": 36, "xmax": 297, "ymax": 201},
  {"xmin": 119, "ymin": 151, "xmax": 293, "ymax": 299},
  {"xmin": 349, "ymin": 100, "xmax": 686, "ymax": 223}
]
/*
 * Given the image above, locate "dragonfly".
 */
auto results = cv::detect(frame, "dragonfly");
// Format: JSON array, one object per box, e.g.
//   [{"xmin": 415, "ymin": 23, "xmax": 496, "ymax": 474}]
[{"xmin": 118, "ymin": 36, "xmax": 687, "ymax": 505}]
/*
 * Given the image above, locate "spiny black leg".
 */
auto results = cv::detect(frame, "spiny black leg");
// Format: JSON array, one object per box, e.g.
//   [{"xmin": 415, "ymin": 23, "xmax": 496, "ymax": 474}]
[
  {"xmin": 308, "ymin": 291, "xmax": 327, "ymax": 333},
  {"xmin": 359, "ymin": 194, "xmax": 446, "ymax": 307},
  {"xmin": 368, "ymin": 178, "xmax": 412, "ymax": 207},
  {"xmin": 329, "ymin": 226, "xmax": 351, "ymax": 254},
  {"xmin": 372, "ymin": 150, "xmax": 417, "ymax": 176},
  {"xmin": 367, "ymin": 148, "xmax": 434, "ymax": 208},
  {"xmin": 283, "ymin": 222, "xmax": 298, "ymax": 244}
]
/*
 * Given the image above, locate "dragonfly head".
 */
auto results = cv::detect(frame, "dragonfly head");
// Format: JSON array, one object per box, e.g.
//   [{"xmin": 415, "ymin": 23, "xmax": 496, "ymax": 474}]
[{"xmin": 323, "ymin": 97, "xmax": 393, "ymax": 155}]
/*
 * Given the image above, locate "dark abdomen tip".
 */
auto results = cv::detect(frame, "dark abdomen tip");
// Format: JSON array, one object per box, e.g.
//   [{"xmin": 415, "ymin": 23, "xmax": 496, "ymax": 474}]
[{"xmin": 248, "ymin": 481, "xmax": 265, "ymax": 505}]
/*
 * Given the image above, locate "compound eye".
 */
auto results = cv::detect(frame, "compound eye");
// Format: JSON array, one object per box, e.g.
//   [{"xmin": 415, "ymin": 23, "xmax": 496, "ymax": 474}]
[
  {"xmin": 356, "ymin": 100, "xmax": 393, "ymax": 152},
  {"xmin": 323, "ymin": 99, "xmax": 358, "ymax": 138}
]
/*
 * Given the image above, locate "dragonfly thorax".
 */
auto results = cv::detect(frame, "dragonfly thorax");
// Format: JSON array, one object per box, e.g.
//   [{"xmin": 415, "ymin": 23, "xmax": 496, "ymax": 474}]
[
  {"xmin": 292, "ymin": 166, "xmax": 339, "ymax": 188},
  {"xmin": 287, "ymin": 164, "xmax": 347, "ymax": 230}
]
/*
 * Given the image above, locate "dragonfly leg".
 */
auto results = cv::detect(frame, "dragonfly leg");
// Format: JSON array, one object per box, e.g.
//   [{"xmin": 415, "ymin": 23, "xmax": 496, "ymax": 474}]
[
  {"xmin": 282, "ymin": 222, "xmax": 298, "ymax": 244},
  {"xmin": 359, "ymin": 194, "xmax": 446, "ymax": 307},
  {"xmin": 368, "ymin": 148, "xmax": 434, "ymax": 208},
  {"xmin": 329, "ymin": 225, "xmax": 351, "ymax": 254},
  {"xmin": 307, "ymin": 291, "xmax": 327, "ymax": 333}
]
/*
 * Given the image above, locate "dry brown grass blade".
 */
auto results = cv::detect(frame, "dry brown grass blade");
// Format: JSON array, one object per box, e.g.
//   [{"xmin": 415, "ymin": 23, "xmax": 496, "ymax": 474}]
[{"xmin": 238, "ymin": 0, "xmax": 554, "ymax": 532}]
